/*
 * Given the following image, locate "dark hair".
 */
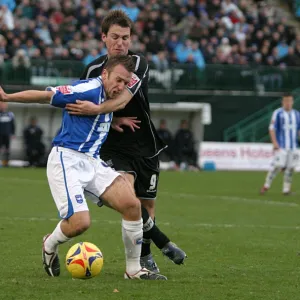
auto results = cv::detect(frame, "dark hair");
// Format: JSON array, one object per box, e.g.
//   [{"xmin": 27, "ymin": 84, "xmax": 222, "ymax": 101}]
[
  {"xmin": 105, "ymin": 55, "xmax": 135, "ymax": 73},
  {"xmin": 101, "ymin": 10, "xmax": 133, "ymax": 35},
  {"xmin": 282, "ymin": 92, "xmax": 293, "ymax": 98}
]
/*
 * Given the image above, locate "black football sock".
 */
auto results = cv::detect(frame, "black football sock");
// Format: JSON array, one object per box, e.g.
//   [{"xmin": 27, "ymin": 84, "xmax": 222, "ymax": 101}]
[{"xmin": 141, "ymin": 206, "xmax": 170, "ymax": 256}]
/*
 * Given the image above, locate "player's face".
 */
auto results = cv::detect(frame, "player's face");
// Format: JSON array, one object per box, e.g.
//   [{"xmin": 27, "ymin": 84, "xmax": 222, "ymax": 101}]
[
  {"xmin": 102, "ymin": 65, "xmax": 132, "ymax": 99},
  {"xmin": 102, "ymin": 25, "xmax": 131, "ymax": 57},
  {"xmin": 282, "ymin": 96, "xmax": 294, "ymax": 111}
]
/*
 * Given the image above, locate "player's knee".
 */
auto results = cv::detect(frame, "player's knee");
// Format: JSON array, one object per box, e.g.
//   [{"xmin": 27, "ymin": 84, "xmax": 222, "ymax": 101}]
[
  {"xmin": 121, "ymin": 196, "xmax": 141, "ymax": 219},
  {"xmin": 69, "ymin": 213, "xmax": 91, "ymax": 235},
  {"xmin": 73, "ymin": 219, "xmax": 91, "ymax": 235}
]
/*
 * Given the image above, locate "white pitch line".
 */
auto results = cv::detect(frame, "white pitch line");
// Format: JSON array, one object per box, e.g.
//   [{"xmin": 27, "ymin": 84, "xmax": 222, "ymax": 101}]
[
  {"xmin": 1, "ymin": 177, "xmax": 298, "ymax": 207},
  {"xmin": 0, "ymin": 176, "xmax": 47, "ymax": 184},
  {"xmin": 206, "ymin": 195, "xmax": 299, "ymax": 207},
  {"xmin": 160, "ymin": 191, "xmax": 299, "ymax": 207},
  {"xmin": 0, "ymin": 216, "xmax": 300, "ymax": 231}
]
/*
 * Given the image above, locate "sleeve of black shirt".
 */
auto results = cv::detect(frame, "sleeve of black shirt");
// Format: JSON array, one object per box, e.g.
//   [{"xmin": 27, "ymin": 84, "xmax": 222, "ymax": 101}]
[
  {"xmin": 80, "ymin": 64, "xmax": 89, "ymax": 80},
  {"xmin": 126, "ymin": 55, "xmax": 149, "ymax": 96}
]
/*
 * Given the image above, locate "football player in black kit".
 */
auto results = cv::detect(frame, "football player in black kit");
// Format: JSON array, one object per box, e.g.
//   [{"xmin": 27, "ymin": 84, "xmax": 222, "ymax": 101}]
[
  {"xmin": 0, "ymin": 102, "xmax": 15, "ymax": 167},
  {"xmin": 66, "ymin": 10, "xmax": 186, "ymax": 273}
]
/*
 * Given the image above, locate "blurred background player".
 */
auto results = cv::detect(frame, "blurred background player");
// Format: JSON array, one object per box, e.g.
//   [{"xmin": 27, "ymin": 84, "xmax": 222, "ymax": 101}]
[
  {"xmin": 66, "ymin": 10, "xmax": 187, "ymax": 273},
  {"xmin": 23, "ymin": 116, "xmax": 45, "ymax": 167},
  {"xmin": 156, "ymin": 119, "xmax": 175, "ymax": 164},
  {"xmin": 174, "ymin": 120, "xmax": 200, "ymax": 171},
  {"xmin": 261, "ymin": 93, "xmax": 300, "ymax": 195},
  {"xmin": 0, "ymin": 102, "xmax": 15, "ymax": 167}
]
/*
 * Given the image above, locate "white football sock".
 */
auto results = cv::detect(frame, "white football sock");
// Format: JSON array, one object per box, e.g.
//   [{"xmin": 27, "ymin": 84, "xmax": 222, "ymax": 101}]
[
  {"xmin": 283, "ymin": 168, "xmax": 293, "ymax": 193},
  {"xmin": 44, "ymin": 220, "xmax": 70, "ymax": 253},
  {"xmin": 122, "ymin": 218, "xmax": 143, "ymax": 275},
  {"xmin": 283, "ymin": 182, "xmax": 291, "ymax": 193},
  {"xmin": 264, "ymin": 166, "xmax": 280, "ymax": 188}
]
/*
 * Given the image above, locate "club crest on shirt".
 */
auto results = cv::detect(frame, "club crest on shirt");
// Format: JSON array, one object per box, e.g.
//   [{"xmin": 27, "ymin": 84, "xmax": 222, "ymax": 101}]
[
  {"xmin": 75, "ymin": 194, "xmax": 83, "ymax": 204},
  {"xmin": 57, "ymin": 85, "xmax": 73, "ymax": 94},
  {"xmin": 127, "ymin": 73, "xmax": 140, "ymax": 88}
]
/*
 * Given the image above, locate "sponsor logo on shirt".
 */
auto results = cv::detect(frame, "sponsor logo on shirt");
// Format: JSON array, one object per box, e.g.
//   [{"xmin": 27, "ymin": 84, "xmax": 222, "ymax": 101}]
[
  {"xmin": 57, "ymin": 85, "xmax": 73, "ymax": 94},
  {"xmin": 127, "ymin": 73, "xmax": 140, "ymax": 88}
]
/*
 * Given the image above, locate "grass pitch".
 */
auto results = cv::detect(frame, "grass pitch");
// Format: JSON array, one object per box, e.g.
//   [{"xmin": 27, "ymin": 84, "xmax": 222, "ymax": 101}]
[{"xmin": 0, "ymin": 169, "xmax": 300, "ymax": 300}]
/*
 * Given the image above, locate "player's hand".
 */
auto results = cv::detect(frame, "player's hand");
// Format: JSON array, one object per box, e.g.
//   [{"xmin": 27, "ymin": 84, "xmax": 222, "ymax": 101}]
[
  {"xmin": 66, "ymin": 100, "xmax": 100, "ymax": 115},
  {"xmin": 111, "ymin": 117, "xmax": 141, "ymax": 133}
]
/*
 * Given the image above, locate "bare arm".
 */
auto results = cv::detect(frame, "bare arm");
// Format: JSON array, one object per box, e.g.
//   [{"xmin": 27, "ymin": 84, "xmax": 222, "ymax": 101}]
[
  {"xmin": 0, "ymin": 87, "xmax": 54, "ymax": 104},
  {"xmin": 269, "ymin": 129, "xmax": 279, "ymax": 149},
  {"xmin": 98, "ymin": 89, "xmax": 133, "ymax": 113},
  {"xmin": 66, "ymin": 89, "xmax": 133, "ymax": 115}
]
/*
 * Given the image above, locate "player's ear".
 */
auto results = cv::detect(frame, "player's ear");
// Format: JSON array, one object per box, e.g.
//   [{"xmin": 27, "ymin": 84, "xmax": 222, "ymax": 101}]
[
  {"xmin": 102, "ymin": 33, "xmax": 107, "ymax": 42},
  {"xmin": 102, "ymin": 69, "xmax": 108, "ymax": 80}
]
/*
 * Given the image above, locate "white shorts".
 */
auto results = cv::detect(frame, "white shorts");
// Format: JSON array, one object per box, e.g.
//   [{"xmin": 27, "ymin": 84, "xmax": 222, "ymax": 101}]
[
  {"xmin": 47, "ymin": 147, "xmax": 120, "ymax": 219},
  {"xmin": 272, "ymin": 149, "xmax": 300, "ymax": 169}
]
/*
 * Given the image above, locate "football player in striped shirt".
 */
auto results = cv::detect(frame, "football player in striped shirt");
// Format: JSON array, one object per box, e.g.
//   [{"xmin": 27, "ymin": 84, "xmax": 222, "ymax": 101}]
[
  {"xmin": 261, "ymin": 93, "xmax": 300, "ymax": 195},
  {"xmin": 0, "ymin": 55, "xmax": 166, "ymax": 280}
]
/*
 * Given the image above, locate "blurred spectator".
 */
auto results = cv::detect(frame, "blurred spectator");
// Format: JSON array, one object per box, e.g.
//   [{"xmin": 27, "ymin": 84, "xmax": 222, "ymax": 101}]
[
  {"xmin": 156, "ymin": 119, "xmax": 174, "ymax": 162},
  {"xmin": 174, "ymin": 120, "xmax": 199, "ymax": 171},
  {"xmin": 0, "ymin": 0, "xmax": 296, "ymax": 69},
  {"xmin": 151, "ymin": 51, "xmax": 169, "ymax": 71},
  {"xmin": 190, "ymin": 41, "xmax": 206, "ymax": 69},
  {"xmin": 277, "ymin": 40, "xmax": 289, "ymax": 59},
  {"xmin": 0, "ymin": 102, "xmax": 15, "ymax": 167},
  {"xmin": 16, "ymin": 0, "xmax": 34, "ymax": 19},
  {"xmin": 12, "ymin": 49, "xmax": 30, "ymax": 68},
  {"xmin": 35, "ymin": 24, "xmax": 53, "ymax": 45},
  {"xmin": 23, "ymin": 116, "xmax": 45, "ymax": 167},
  {"xmin": 0, "ymin": 0, "xmax": 15, "ymax": 12},
  {"xmin": 112, "ymin": 0, "xmax": 140, "ymax": 21},
  {"xmin": 0, "ymin": 5, "xmax": 14, "ymax": 30},
  {"xmin": 52, "ymin": 37, "xmax": 66, "ymax": 58},
  {"xmin": 280, "ymin": 47, "xmax": 300, "ymax": 66},
  {"xmin": 83, "ymin": 48, "xmax": 100, "ymax": 65},
  {"xmin": 218, "ymin": 37, "xmax": 232, "ymax": 57}
]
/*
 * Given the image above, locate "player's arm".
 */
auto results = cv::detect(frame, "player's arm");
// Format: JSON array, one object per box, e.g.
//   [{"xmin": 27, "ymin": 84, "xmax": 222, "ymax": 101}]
[
  {"xmin": 50, "ymin": 80, "xmax": 100, "ymax": 109},
  {"xmin": 67, "ymin": 89, "xmax": 133, "ymax": 115},
  {"xmin": 67, "ymin": 55, "xmax": 149, "ymax": 115},
  {"xmin": 269, "ymin": 129, "xmax": 279, "ymax": 150},
  {"xmin": 0, "ymin": 86, "xmax": 53, "ymax": 104},
  {"xmin": 269, "ymin": 111, "xmax": 280, "ymax": 150}
]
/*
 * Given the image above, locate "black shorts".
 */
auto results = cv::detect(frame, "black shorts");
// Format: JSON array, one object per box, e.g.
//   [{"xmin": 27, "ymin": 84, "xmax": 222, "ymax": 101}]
[
  {"xmin": 101, "ymin": 152, "xmax": 159, "ymax": 200},
  {"xmin": 0, "ymin": 135, "xmax": 10, "ymax": 150}
]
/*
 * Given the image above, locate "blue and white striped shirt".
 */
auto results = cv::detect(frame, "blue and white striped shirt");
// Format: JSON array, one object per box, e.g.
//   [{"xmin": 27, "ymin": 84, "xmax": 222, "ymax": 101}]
[
  {"xmin": 48, "ymin": 77, "xmax": 112, "ymax": 158},
  {"xmin": 269, "ymin": 108, "xmax": 300, "ymax": 150}
]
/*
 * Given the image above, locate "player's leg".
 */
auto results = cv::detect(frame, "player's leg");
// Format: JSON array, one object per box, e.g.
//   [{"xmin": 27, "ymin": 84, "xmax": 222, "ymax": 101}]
[
  {"xmin": 283, "ymin": 168, "xmax": 293, "ymax": 195},
  {"xmin": 102, "ymin": 153, "xmax": 186, "ymax": 270},
  {"xmin": 2, "ymin": 135, "xmax": 10, "ymax": 167},
  {"xmin": 86, "ymin": 163, "xmax": 166, "ymax": 280},
  {"xmin": 137, "ymin": 157, "xmax": 187, "ymax": 270},
  {"xmin": 43, "ymin": 148, "xmax": 93, "ymax": 277},
  {"xmin": 283, "ymin": 150, "xmax": 298, "ymax": 195},
  {"xmin": 261, "ymin": 149, "xmax": 285, "ymax": 194}
]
